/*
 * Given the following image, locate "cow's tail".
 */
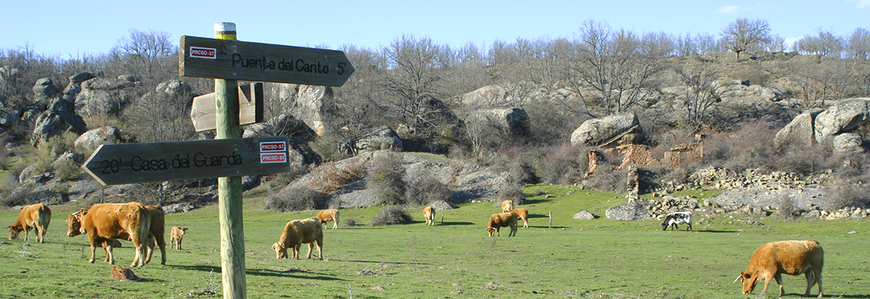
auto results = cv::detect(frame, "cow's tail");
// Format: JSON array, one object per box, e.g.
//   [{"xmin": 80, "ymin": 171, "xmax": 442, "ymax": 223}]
[{"xmin": 133, "ymin": 206, "xmax": 152, "ymax": 267}]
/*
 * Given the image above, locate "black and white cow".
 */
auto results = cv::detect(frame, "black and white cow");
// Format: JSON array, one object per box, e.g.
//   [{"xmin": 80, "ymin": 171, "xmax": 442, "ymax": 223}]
[{"xmin": 661, "ymin": 212, "xmax": 692, "ymax": 231}]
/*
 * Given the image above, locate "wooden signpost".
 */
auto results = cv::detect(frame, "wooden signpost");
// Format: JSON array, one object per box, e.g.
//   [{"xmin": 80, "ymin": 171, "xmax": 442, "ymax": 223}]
[
  {"xmin": 171, "ymin": 22, "xmax": 351, "ymax": 299},
  {"xmin": 190, "ymin": 82, "xmax": 264, "ymax": 132},
  {"xmin": 81, "ymin": 136, "xmax": 291, "ymax": 185},
  {"xmin": 180, "ymin": 35, "xmax": 355, "ymax": 86},
  {"xmin": 77, "ymin": 22, "xmax": 354, "ymax": 299}
]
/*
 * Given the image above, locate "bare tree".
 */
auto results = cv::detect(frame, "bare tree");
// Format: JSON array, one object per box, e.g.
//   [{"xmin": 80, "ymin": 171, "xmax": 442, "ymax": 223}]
[
  {"xmin": 796, "ymin": 29, "xmax": 844, "ymax": 58},
  {"xmin": 847, "ymin": 27, "xmax": 870, "ymax": 59},
  {"xmin": 380, "ymin": 35, "xmax": 446, "ymax": 133},
  {"xmin": 109, "ymin": 29, "xmax": 176, "ymax": 86},
  {"xmin": 568, "ymin": 20, "xmax": 660, "ymax": 115},
  {"xmin": 721, "ymin": 18, "xmax": 771, "ymax": 60},
  {"xmin": 673, "ymin": 61, "xmax": 721, "ymax": 129}
]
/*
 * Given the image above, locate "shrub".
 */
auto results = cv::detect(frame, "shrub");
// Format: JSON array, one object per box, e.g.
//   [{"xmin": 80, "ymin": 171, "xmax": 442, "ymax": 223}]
[
  {"xmin": 264, "ymin": 186, "xmax": 328, "ymax": 212},
  {"xmin": 405, "ymin": 174, "xmax": 453, "ymax": 206},
  {"xmin": 366, "ymin": 151, "xmax": 407, "ymax": 205},
  {"xmin": 306, "ymin": 161, "xmax": 366, "ymax": 194},
  {"xmin": 341, "ymin": 217, "xmax": 361, "ymax": 227},
  {"xmin": 370, "ymin": 206, "xmax": 412, "ymax": 226},
  {"xmin": 496, "ymin": 184, "xmax": 526, "ymax": 207},
  {"xmin": 777, "ymin": 193, "xmax": 797, "ymax": 221},
  {"xmin": 583, "ymin": 167, "xmax": 630, "ymax": 194},
  {"xmin": 539, "ymin": 143, "xmax": 584, "ymax": 184}
]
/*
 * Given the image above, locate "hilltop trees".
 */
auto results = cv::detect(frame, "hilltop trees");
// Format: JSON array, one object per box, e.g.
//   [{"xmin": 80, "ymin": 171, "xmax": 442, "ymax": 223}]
[
  {"xmin": 567, "ymin": 20, "xmax": 660, "ymax": 116},
  {"xmin": 721, "ymin": 18, "xmax": 771, "ymax": 60}
]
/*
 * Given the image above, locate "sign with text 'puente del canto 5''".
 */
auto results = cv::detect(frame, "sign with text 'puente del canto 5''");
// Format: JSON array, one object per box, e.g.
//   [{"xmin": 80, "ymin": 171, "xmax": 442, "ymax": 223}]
[{"xmin": 179, "ymin": 36, "xmax": 355, "ymax": 86}]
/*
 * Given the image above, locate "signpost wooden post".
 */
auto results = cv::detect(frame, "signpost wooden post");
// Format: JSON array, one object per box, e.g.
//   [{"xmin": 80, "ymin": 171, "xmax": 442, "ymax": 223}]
[
  {"xmin": 171, "ymin": 22, "xmax": 354, "ymax": 299},
  {"xmin": 212, "ymin": 22, "xmax": 246, "ymax": 299}
]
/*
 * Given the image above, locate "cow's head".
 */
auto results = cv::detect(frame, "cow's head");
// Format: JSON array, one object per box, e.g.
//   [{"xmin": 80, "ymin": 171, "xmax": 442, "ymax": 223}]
[
  {"xmin": 486, "ymin": 226, "xmax": 495, "ymax": 237},
  {"xmin": 66, "ymin": 209, "xmax": 86, "ymax": 237},
  {"xmin": 272, "ymin": 242, "xmax": 288, "ymax": 259},
  {"xmin": 733, "ymin": 271, "xmax": 757, "ymax": 294},
  {"xmin": 7, "ymin": 225, "xmax": 22, "ymax": 240},
  {"xmin": 661, "ymin": 220, "xmax": 669, "ymax": 231}
]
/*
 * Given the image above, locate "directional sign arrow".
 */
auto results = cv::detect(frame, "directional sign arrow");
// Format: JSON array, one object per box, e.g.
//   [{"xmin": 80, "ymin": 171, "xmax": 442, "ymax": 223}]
[
  {"xmin": 190, "ymin": 82, "xmax": 264, "ymax": 132},
  {"xmin": 82, "ymin": 136, "xmax": 291, "ymax": 185},
  {"xmin": 179, "ymin": 35, "xmax": 355, "ymax": 86}
]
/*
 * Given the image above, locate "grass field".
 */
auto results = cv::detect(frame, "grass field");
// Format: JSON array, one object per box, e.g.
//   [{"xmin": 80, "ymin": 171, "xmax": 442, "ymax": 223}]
[{"xmin": 1, "ymin": 184, "xmax": 868, "ymax": 298}]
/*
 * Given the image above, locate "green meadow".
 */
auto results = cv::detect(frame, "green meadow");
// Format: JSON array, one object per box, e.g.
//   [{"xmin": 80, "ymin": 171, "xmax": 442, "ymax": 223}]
[{"xmin": 1, "ymin": 184, "xmax": 867, "ymax": 298}]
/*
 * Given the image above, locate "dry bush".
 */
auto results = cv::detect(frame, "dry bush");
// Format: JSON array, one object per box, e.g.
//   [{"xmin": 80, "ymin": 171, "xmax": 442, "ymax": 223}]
[
  {"xmin": 496, "ymin": 184, "xmax": 526, "ymax": 207},
  {"xmin": 777, "ymin": 193, "xmax": 797, "ymax": 221},
  {"xmin": 366, "ymin": 152, "xmax": 407, "ymax": 205},
  {"xmin": 539, "ymin": 143, "xmax": 584, "ymax": 184},
  {"xmin": 341, "ymin": 217, "xmax": 361, "ymax": 227},
  {"xmin": 306, "ymin": 161, "xmax": 366, "ymax": 194},
  {"xmin": 773, "ymin": 144, "xmax": 833, "ymax": 176},
  {"xmin": 488, "ymin": 146, "xmax": 536, "ymax": 185},
  {"xmin": 583, "ymin": 167, "xmax": 630, "ymax": 194},
  {"xmin": 264, "ymin": 186, "xmax": 328, "ymax": 212},
  {"xmin": 405, "ymin": 174, "xmax": 453, "ymax": 206},
  {"xmin": 370, "ymin": 206, "xmax": 412, "ymax": 226},
  {"xmin": 704, "ymin": 121, "xmax": 778, "ymax": 173}
]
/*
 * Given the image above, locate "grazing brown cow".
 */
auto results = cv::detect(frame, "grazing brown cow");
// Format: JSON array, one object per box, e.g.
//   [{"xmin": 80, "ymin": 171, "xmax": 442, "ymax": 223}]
[
  {"xmin": 508, "ymin": 208, "xmax": 529, "ymax": 228},
  {"xmin": 734, "ymin": 240, "xmax": 824, "ymax": 298},
  {"xmin": 486, "ymin": 212, "xmax": 518, "ymax": 237},
  {"xmin": 170, "ymin": 226, "xmax": 188, "ymax": 250},
  {"xmin": 272, "ymin": 217, "xmax": 323, "ymax": 260},
  {"xmin": 500, "ymin": 200, "xmax": 514, "ymax": 213},
  {"xmin": 316, "ymin": 209, "xmax": 340, "ymax": 230},
  {"xmin": 66, "ymin": 202, "xmax": 152, "ymax": 267},
  {"xmin": 423, "ymin": 206, "xmax": 435, "ymax": 226},
  {"xmin": 7, "ymin": 203, "xmax": 51, "ymax": 243},
  {"xmin": 99, "ymin": 205, "xmax": 166, "ymax": 265}
]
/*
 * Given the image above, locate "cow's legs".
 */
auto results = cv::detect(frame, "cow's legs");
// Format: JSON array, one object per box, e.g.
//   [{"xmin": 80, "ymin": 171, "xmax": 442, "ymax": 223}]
[
  {"xmin": 306, "ymin": 243, "xmax": 314, "ymax": 259},
  {"xmin": 774, "ymin": 273, "xmax": 784, "ymax": 297}
]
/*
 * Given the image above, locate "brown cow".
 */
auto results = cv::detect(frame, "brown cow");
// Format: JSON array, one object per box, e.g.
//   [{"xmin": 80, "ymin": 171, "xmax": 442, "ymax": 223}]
[
  {"xmin": 143, "ymin": 205, "xmax": 167, "ymax": 265},
  {"xmin": 272, "ymin": 217, "xmax": 323, "ymax": 260},
  {"xmin": 170, "ymin": 226, "xmax": 188, "ymax": 250},
  {"xmin": 8, "ymin": 203, "xmax": 51, "ymax": 243},
  {"xmin": 316, "ymin": 209, "xmax": 340, "ymax": 230},
  {"xmin": 423, "ymin": 206, "xmax": 435, "ymax": 226},
  {"xmin": 66, "ymin": 202, "xmax": 152, "ymax": 267},
  {"xmin": 734, "ymin": 240, "xmax": 824, "ymax": 297},
  {"xmin": 508, "ymin": 208, "xmax": 529, "ymax": 228},
  {"xmin": 500, "ymin": 200, "xmax": 514, "ymax": 213},
  {"xmin": 98, "ymin": 205, "xmax": 166, "ymax": 265},
  {"xmin": 486, "ymin": 212, "xmax": 518, "ymax": 237}
]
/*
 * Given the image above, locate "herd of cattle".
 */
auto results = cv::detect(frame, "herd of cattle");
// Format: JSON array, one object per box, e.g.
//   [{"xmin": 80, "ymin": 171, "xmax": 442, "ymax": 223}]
[{"xmin": 6, "ymin": 201, "xmax": 824, "ymax": 297}]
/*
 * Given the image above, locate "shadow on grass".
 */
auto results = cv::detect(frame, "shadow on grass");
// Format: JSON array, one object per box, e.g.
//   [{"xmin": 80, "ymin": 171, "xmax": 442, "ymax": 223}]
[
  {"xmin": 438, "ymin": 221, "xmax": 474, "ymax": 226},
  {"xmin": 166, "ymin": 264, "xmax": 344, "ymax": 280},
  {"xmin": 697, "ymin": 229, "xmax": 739, "ymax": 233}
]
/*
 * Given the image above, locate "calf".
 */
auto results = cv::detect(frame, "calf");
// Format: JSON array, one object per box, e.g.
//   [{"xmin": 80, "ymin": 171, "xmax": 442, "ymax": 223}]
[
  {"xmin": 500, "ymin": 200, "xmax": 514, "ymax": 213},
  {"xmin": 661, "ymin": 211, "xmax": 692, "ymax": 231},
  {"xmin": 7, "ymin": 203, "xmax": 51, "ymax": 243},
  {"xmin": 272, "ymin": 217, "xmax": 323, "ymax": 260},
  {"xmin": 734, "ymin": 240, "xmax": 824, "ymax": 297},
  {"xmin": 170, "ymin": 226, "xmax": 188, "ymax": 250},
  {"xmin": 508, "ymin": 208, "xmax": 529, "ymax": 228},
  {"xmin": 486, "ymin": 212, "xmax": 518, "ymax": 237},
  {"xmin": 316, "ymin": 209, "xmax": 340, "ymax": 230},
  {"xmin": 423, "ymin": 206, "xmax": 435, "ymax": 226}
]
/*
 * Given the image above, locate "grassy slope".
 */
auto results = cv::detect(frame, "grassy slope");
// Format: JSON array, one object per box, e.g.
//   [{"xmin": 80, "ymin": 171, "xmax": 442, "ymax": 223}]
[{"xmin": 0, "ymin": 184, "xmax": 867, "ymax": 298}]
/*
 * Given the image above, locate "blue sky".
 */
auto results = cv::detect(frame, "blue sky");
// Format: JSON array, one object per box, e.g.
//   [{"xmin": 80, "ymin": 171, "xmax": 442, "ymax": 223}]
[{"xmin": 2, "ymin": 0, "xmax": 868, "ymax": 59}]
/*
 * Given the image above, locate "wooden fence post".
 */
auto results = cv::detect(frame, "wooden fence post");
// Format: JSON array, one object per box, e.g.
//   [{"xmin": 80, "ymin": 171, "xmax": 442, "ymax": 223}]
[{"xmin": 214, "ymin": 22, "xmax": 246, "ymax": 299}]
